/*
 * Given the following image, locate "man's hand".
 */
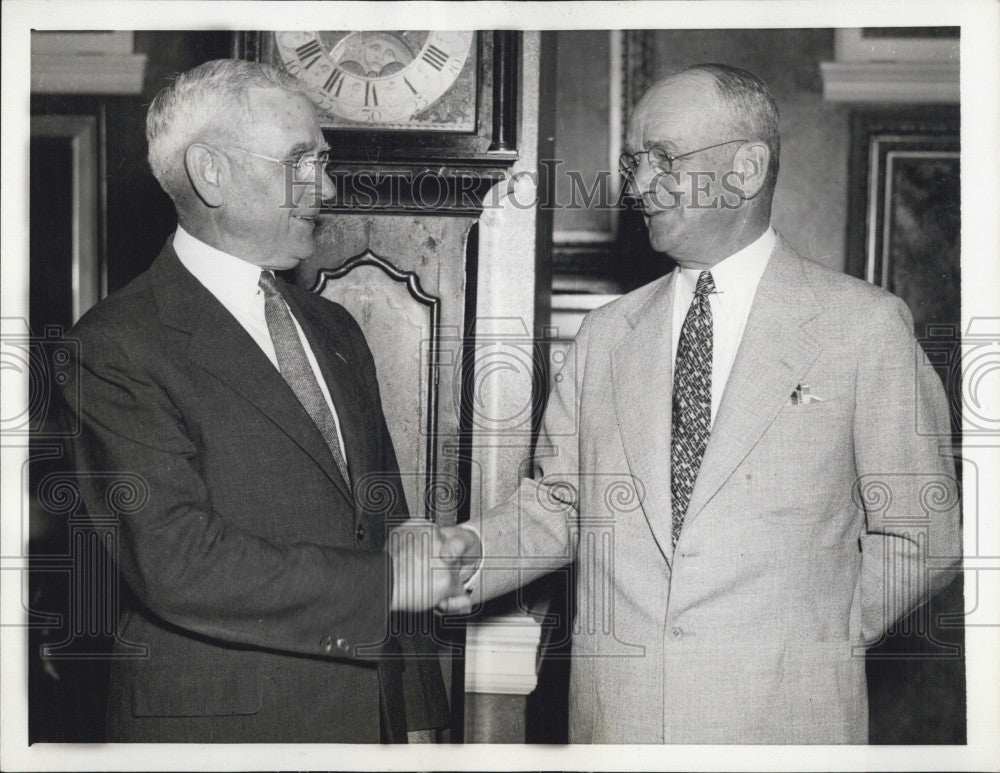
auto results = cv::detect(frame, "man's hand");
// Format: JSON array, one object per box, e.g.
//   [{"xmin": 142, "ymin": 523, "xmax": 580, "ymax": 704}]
[
  {"xmin": 387, "ymin": 520, "xmax": 465, "ymax": 613},
  {"xmin": 438, "ymin": 525, "xmax": 482, "ymax": 584},
  {"xmin": 436, "ymin": 525, "xmax": 482, "ymax": 615}
]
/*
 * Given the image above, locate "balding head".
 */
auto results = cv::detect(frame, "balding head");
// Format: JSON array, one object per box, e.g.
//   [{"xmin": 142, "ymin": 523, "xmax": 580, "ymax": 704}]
[
  {"xmin": 684, "ymin": 64, "xmax": 780, "ymax": 188},
  {"xmin": 628, "ymin": 68, "xmax": 729, "ymax": 157}
]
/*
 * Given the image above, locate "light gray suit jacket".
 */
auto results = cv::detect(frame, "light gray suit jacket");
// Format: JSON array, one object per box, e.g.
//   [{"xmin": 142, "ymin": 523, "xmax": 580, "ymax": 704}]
[{"xmin": 474, "ymin": 235, "xmax": 961, "ymax": 743}]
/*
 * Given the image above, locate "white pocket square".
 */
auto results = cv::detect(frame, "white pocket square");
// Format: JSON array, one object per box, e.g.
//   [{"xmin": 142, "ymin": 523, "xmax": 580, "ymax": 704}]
[{"xmin": 790, "ymin": 384, "xmax": 824, "ymax": 405}]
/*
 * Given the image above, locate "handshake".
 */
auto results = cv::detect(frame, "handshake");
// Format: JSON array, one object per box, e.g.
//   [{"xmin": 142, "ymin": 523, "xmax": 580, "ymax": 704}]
[{"xmin": 386, "ymin": 520, "xmax": 482, "ymax": 615}]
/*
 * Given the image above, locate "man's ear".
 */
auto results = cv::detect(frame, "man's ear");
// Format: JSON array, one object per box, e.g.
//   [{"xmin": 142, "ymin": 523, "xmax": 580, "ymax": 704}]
[
  {"xmin": 730, "ymin": 141, "xmax": 770, "ymax": 200},
  {"xmin": 184, "ymin": 143, "xmax": 225, "ymax": 208}
]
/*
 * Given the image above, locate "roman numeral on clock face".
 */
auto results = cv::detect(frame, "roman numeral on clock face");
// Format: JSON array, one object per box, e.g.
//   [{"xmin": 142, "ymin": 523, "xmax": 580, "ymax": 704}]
[
  {"xmin": 275, "ymin": 31, "xmax": 475, "ymax": 125},
  {"xmin": 421, "ymin": 45, "xmax": 449, "ymax": 71},
  {"xmin": 323, "ymin": 69, "xmax": 345, "ymax": 96},
  {"xmin": 295, "ymin": 40, "xmax": 324, "ymax": 70}
]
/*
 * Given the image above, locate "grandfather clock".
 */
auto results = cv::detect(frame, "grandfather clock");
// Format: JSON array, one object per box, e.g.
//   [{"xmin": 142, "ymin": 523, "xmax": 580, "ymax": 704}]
[{"xmin": 236, "ymin": 30, "xmax": 523, "ymax": 739}]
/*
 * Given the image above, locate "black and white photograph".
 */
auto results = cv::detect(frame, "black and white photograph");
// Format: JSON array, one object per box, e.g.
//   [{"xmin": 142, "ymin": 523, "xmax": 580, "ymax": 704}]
[{"xmin": 2, "ymin": 1, "xmax": 997, "ymax": 770}]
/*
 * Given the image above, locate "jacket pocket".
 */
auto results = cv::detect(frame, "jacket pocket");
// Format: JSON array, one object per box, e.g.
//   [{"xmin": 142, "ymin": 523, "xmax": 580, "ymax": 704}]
[{"xmin": 131, "ymin": 661, "xmax": 262, "ymax": 717}]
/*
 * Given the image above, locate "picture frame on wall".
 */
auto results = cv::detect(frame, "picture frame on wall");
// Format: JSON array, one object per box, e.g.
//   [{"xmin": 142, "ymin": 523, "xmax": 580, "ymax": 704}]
[
  {"xmin": 551, "ymin": 29, "xmax": 655, "ymax": 247},
  {"xmin": 549, "ymin": 30, "xmax": 661, "ymax": 293},
  {"xmin": 846, "ymin": 108, "xmax": 960, "ymax": 340}
]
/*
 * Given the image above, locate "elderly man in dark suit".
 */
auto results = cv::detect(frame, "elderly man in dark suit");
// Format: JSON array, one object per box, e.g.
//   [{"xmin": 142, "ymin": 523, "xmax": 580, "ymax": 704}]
[{"xmin": 59, "ymin": 59, "xmax": 478, "ymax": 743}]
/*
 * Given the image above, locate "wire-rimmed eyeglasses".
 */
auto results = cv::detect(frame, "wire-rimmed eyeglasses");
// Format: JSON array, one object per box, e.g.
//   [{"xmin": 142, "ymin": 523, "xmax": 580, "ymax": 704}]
[
  {"xmin": 222, "ymin": 146, "xmax": 332, "ymax": 181},
  {"xmin": 618, "ymin": 138, "xmax": 748, "ymax": 179}
]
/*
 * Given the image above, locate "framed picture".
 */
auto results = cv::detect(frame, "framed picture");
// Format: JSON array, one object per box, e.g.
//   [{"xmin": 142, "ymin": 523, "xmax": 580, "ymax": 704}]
[
  {"xmin": 235, "ymin": 30, "xmax": 518, "ymax": 172},
  {"xmin": 551, "ymin": 30, "xmax": 623, "ymax": 245},
  {"xmin": 30, "ymin": 113, "xmax": 102, "ymax": 327},
  {"xmin": 845, "ymin": 108, "xmax": 960, "ymax": 340},
  {"xmin": 552, "ymin": 30, "xmax": 654, "ymax": 246},
  {"xmin": 550, "ymin": 30, "xmax": 661, "ymax": 293}
]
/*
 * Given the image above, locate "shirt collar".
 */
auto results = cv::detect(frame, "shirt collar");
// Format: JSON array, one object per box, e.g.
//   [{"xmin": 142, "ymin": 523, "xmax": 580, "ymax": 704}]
[
  {"xmin": 173, "ymin": 225, "xmax": 267, "ymax": 305},
  {"xmin": 676, "ymin": 226, "xmax": 776, "ymax": 296}
]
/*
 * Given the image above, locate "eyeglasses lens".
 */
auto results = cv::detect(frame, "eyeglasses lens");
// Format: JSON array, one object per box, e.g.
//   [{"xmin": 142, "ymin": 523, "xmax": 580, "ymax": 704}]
[{"xmin": 647, "ymin": 146, "xmax": 670, "ymax": 173}]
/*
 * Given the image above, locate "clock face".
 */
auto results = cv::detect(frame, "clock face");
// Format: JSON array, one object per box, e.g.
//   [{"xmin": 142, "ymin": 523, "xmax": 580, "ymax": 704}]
[{"xmin": 274, "ymin": 31, "xmax": 476, "ymax": 130}]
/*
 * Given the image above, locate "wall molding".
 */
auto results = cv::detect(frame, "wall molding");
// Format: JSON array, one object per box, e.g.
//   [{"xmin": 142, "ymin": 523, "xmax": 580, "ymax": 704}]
[
  {"xmin": 820, "ymin": 61, "xmax": 959, "ymax": 104},
  {"xmin": 31, "ymin": 54, "xmax": 147, "ymax": 95},
  {"xmin": 464, "ymin": 614, "xmax": 544, "ymax": 695}
]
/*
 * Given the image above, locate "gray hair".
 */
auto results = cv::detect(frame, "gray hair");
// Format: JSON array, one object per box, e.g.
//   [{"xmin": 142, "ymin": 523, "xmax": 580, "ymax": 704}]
[
  {"xmin": 685, "ymin": 63, "xmax": 781, "ymax": 187},
  {"xmin": 146, "ymin": 58, "xmax": 307, "ymax": 206}
]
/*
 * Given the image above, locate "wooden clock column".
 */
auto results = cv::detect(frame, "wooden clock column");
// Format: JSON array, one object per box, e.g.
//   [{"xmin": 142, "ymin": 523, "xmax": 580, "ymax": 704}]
[
  {"xmin": 295, "ymin": 214, "xmax": 479, "ymax": 530},
  {"xmin": 289, "ymin": 32, "xmax": 553, "ymax": 743}
]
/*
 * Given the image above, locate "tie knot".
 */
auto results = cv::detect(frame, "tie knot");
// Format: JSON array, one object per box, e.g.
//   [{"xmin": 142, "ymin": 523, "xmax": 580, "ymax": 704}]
[
  {"xmin": 694, "ymin": 271, "xmax": 716, "ymax": 298},
  {"xmin": 258, "ymin": 270, "xmax": 281, "ymax": 297}
]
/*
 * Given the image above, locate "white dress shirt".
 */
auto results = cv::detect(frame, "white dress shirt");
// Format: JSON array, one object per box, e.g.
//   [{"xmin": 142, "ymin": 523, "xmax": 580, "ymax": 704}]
[
  {"xmin": 173, "ymin": 226, "xmax": 348, "ymax": 459},
  {"xmin": 671, "ymin": 227, "xmax": 776, "ymax": 425}
]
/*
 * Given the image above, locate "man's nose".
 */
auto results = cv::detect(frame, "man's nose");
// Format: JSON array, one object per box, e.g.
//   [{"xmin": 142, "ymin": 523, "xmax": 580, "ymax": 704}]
[
  {"xmin": 627, "ymin": 164, "xmax": 659, "ymax": 204},
  {"xmin": 300, "ymin": 164, "xmax": 336, "ymax": 207},
  {"xmin": 319, "ymin": 165, "xmax": 336, "ymax": 204}
]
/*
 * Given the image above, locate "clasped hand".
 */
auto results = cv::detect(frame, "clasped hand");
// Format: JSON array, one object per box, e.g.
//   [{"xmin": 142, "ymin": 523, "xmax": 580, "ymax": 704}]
[{"xmin": 387, "ymin": 521, "xmax": 481, "ymax": 614}]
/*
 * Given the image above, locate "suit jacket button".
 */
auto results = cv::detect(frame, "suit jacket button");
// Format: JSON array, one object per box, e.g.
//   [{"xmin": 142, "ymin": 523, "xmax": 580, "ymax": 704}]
[
  {"xmin": 320, "ymin": 634, "xmax": 335, "ymax": 653},
  {"xmin": 670, "ymin": 627, "xmax": 683, "ymax": 640},
  {"xmin": 355, "ymin": 524, "xmax": 365, "ymax": 541},
  {"xmin": 336, "ymin": 637, "xmax": 350, "ymax": 653}
]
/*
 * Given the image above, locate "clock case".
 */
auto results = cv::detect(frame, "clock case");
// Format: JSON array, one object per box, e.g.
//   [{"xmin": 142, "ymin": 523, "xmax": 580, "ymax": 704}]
[{"xmin": 234, "ymin": 31, "xmax": 519, "ymax": 214}]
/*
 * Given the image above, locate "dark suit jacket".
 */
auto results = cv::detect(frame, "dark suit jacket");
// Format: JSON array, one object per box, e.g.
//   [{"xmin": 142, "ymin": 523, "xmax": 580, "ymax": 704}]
[{"xmin": 59, "ymin": 240, "xmax": 448, "ymax": 742}]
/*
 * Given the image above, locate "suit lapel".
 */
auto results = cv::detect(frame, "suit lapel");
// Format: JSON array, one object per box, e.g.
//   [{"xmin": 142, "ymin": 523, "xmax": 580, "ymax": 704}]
[
  {"xmin": 681, "ymin": 236, "xmax": 823, "ymax": 527},
  {"xmin": 611, "ymin": 274, "xmax": 677, "ymax": 565},
  {"xmin": 149, "ymin": 243, "xmax": 353, "ymax": 504}
]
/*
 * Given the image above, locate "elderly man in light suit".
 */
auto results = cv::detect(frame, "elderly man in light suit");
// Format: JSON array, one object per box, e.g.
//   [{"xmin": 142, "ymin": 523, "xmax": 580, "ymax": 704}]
[{"xmin": 470, "ymin": 63, "xmax": 961, "ymax": 743}]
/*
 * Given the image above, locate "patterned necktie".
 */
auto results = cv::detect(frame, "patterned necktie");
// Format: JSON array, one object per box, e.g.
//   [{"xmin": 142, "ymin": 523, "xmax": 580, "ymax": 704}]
[
  {"xmin": 671, "ymin": 270, "xmax": 715, "ymax": 546},
  {"xmin": 258, "ymin": 271, "xmax": 351, "ymax": 488}
]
